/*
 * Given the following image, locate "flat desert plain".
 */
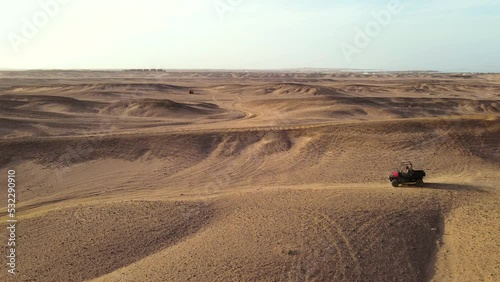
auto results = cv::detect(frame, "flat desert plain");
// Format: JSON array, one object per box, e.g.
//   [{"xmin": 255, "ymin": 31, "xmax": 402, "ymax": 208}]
[{"xmin": 0, "ymin": 70, "xmax": 499, "ymax": 282}]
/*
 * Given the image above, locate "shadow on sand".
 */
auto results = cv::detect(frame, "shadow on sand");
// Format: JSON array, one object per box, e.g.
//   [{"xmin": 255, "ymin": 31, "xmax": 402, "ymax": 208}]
[{"xmin": 401, "ymin": 182, "xmax": 486, "ymax": 192}]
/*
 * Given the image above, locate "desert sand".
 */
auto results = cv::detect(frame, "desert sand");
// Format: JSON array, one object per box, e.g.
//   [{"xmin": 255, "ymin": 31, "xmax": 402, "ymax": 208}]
[{"xmin": 0, "ymin": 70, "xmax": 498, "ymax": 281}]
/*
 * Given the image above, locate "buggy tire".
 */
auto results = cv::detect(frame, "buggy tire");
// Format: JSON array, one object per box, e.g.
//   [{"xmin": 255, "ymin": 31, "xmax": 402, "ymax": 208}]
[
  {"xmin": 416, "ymin": 179, "xmax": 424, "ymax": 187},
  {"xmin": 391, "ymin": 180, "xmax": 400, "ymax": 187}
]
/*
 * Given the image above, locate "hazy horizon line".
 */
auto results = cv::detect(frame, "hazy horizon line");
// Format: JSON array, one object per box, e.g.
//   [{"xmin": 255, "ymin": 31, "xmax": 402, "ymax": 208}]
[{"xmin": 0, "ymin": 68, "xmax": 496, "ymax": 74}]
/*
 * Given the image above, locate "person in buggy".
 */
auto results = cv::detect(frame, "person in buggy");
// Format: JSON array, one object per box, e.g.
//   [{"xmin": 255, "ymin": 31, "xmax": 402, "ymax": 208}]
[{"xmin": 402, "ymin": 165, "xmax": 413, "ymax": 177}]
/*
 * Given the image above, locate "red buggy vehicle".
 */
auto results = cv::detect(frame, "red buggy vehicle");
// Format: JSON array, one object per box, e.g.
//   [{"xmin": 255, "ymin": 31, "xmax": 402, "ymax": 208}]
[{"xmin": 389, "ymin": 161, "xmax": 426, "ymax": 187}]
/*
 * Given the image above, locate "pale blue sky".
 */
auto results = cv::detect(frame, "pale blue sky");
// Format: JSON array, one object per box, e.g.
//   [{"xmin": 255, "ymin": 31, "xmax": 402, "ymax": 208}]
[{"xmin": 1, "ymin": 0, "xmax": 500, "ymax": 71}]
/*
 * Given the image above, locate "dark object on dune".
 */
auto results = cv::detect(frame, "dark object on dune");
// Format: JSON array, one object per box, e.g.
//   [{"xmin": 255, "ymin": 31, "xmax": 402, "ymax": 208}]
[
  {"xmin": 389, "ymin": 161, "xmax": 426, "ymax": 187},
  {"xmin": 189, "ymin": 90, "xmax": 195, "ymax": 94}
]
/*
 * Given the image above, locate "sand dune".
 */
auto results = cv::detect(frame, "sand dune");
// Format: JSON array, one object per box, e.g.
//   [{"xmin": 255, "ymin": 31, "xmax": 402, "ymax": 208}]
[
  {"xmin": 14, "ymin": 201, "xmax": 214, "ymax": 282},
  {"xmin": 94, "ymin": 190, "xmax": 446, "ymax": 282},
  {"xmin": 102, "ymin": 99, "xmax": 225, "ymax": 118},
  {"xmin": 0, "ymin": 71, "xmax": 498, "ymax": 281},
  {"xmin": 1, "ymin": 94, "xmax": 104, "ymax": 114}
]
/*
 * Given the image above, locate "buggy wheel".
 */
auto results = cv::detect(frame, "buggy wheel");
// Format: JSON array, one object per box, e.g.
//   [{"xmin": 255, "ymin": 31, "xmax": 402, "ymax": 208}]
[
  {"xmin": 416, "ymin": 179, "xmax": 424, "ymax": 187},
  {"xmin": 391, "ymin": 180, "xmax": 400, "ymax": 187}
]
